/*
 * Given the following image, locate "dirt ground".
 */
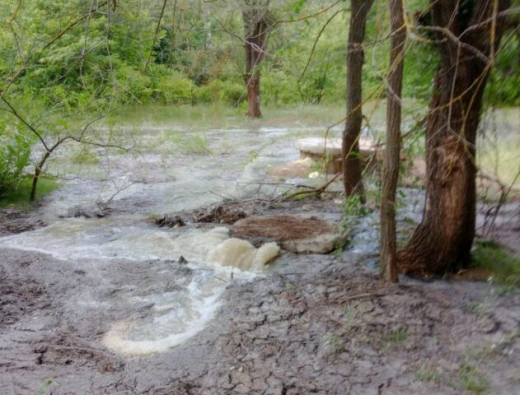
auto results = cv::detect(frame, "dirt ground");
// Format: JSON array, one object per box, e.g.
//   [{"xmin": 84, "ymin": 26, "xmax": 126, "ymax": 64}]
[{"xmin": 1, "ymin": 199, "xmax": 520, "ymax": 395}]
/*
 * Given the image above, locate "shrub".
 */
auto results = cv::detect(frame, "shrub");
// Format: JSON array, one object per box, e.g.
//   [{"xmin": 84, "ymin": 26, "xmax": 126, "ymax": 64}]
[
  {"xmin": 262, "ymin": 70, "xmax": 300, "ymax": 105},
  {"xmin": 219, "ymin": 80, "xmax": 246, "ymax": 106},
  {"xmin": 0, "ymin": 126, "xmax": 33, "ymax": 198},
  {"xmin": 158, "ymin": 72, "xmax": 194, "ymax": 104}
]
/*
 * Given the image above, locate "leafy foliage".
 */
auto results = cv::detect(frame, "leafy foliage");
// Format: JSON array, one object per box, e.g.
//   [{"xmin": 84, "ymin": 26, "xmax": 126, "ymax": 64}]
[{"xmin": 0, "ymin": 124, "xmax": 34, "ymax": 198}]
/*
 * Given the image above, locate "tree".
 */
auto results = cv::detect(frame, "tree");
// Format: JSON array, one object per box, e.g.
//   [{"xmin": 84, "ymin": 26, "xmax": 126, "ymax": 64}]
[
  {"xmin": 398, "ymin": 0, "xmax": 511, "ymax": 275},
  {"xmin": 380, "ymin": 0, "xmax": 406, "ymax": 283},
  {"xmin": 242, "ymin": 0, "xmax": 270, "ymax": 118},
  {"xmin": 342, "ymin": 0, "xmax": 374, "ymax": 200}
]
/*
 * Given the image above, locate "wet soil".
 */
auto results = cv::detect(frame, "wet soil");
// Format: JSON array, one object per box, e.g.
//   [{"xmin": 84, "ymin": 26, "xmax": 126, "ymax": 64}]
[
  {"xmin": 1, "ymin": 198, "xmax": 519, "ymax": 394},
  {"xmin": 233, "ymin": 215, "xmax": 335, "ymax": 242},
  {"xmin": 0, "ymin": 209, "xmax": 46, "ymax": 236}
]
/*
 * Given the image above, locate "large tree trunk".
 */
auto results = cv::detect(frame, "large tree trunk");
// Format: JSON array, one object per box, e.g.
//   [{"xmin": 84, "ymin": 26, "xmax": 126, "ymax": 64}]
[
  {"xmin": 398, "ymin": 0, "xmax": 511, "ymax": 275},
  {"xmin": 342, "ymin": 0, "xmax": 374, "ymax": 200},
  {"xmin": 380, "ymin": 0, "xmax": 406, "ymax": 283},
  {"xmin": 243, "ymin": 0, "xmax": 270, "ymax": 118}
]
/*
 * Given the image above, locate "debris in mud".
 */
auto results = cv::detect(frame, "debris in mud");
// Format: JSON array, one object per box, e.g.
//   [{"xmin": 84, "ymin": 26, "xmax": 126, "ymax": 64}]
[
  {"xmin": 233, "ymin": 215, "xmax": 348, "ymax": 253},
  {"xmin": 35, "ymin": 333, "xmax": 125, "ymax": 373},
  {"xmin": 64, "ymin": 204, "xmax": 111, "ymax": 219},
  {"xmin": 154, "ymin": 214, "xmax": 186, "ymax": 228},
  {"xmin": 191, "ymin": 204, "xmax": 247, "ymax": 224},
  {"xmin": 0, "ymin": 209, "xmax": 46, "ymax": 235}
]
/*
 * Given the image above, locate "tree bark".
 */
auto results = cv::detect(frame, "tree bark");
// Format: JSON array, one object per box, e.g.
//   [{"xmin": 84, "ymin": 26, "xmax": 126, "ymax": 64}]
[
  {"xmin": 342, "ymin": 0, "xmax": 374, "ymax": 200},
  {"xmin": 242, "ymin": 0, "xmax": 269, "ymax": 118},
  {"xmin": 380, "ymin": 0, "xmax": 406, "ymax": 283},
  {"xmin": 398, "ymin": 0, "xmax": 511, "ymax": 275}
]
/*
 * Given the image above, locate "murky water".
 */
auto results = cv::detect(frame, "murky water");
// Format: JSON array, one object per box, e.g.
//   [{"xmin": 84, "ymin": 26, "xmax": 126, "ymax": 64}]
[
  {"xmin": 1, "ymin": 104, "xmax": 518, "ymax": 356},
  {"xmin": 2, "ymin": 107, "xmax": 352, "ymax": 356}
]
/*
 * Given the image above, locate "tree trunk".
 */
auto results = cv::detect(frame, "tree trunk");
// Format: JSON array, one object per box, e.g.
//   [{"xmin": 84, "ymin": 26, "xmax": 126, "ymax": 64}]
[
  {"xmin": 245, "ymin": 71, "xmax": 262, "ymax": 118},
  {"xmin": 380, "ymin": 0, "xmax": 406, "ymax": 283},
  {"xmin": 398, "ymin": 0, "xmax": 511, "ymax": 275},
  {"xmin": 342, "ymin": 0, "xmax": 374, "ymax": 200},
  {"xmin": 30, "ymin": 151, "xmax": 50, "ymax": 202},
  {"xmin": 242, "ymin": 0, "xmax": 269, "ymax": 118}
]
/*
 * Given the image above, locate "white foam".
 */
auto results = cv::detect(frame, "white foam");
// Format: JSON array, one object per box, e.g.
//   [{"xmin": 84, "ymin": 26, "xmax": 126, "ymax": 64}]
[
  {"xmin": 1, "ymin": 221, "xmax": 280, "ymax": 356},
  {"xmin": 102, "ymin": 277, "xmax": 223, "ymax": 356}
]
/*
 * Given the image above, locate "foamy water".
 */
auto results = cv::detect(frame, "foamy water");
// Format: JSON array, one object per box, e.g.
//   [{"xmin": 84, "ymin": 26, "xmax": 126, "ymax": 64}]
[{"xmin": 0, "ymin": 220, "xmax": 278, "ymax": 355}]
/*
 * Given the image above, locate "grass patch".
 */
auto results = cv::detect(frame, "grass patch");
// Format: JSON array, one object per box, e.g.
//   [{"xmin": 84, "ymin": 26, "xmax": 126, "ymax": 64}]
[
  {"xmin": 70, "ymin": 148, "xmax": 100, "ymax": 165},
  {"xmin": 458, "ymin": 363, "xmax": 489, "ymax": 394},
  {"xmin": 109, "ymin": 103, "xmax": 349, "ymax": 130},
  {"xmin": 381, "ymin": 329, "xmax": 409, "ymax": 345},
  {"xmin": 0, "ymin": 176, "xmax": 59, "ymax": 209},
  {"xmin": 467, "ymin": 241, "xmax": 520, "ymax": 289},
  {"xmin": 170, "ymin": 132, "xmax": 212, "ymax": 155},
  {"xmin": 415, "ymin": 362, "xmax": 444, "ymax": 384}
]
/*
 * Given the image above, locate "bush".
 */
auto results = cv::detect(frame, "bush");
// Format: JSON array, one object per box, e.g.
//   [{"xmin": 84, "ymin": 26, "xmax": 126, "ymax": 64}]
[
  {"xmin": 158, "ymin": 72, "xmax": 194, "ymax": 104},
  {"xmin": 263, "ymin": 70, "xmax": 300, "ymax": 105},
  {"xmin": 116, "ymin": 64, "xmax": 153, "ymax": 103},
  {"xmin": 0, "ymin": 126, "xmax": 33, "ymax": 198},
  {"xmin": 219, "ymin": 80, "xmax": 246, "ymax": 106},
  {"xmin": 193, "ymin": 79, "xmax": 245, "ymax": 106}
]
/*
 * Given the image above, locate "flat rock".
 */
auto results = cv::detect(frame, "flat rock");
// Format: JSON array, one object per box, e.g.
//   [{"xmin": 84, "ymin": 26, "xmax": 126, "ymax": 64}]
[
  {"xmin": 267, "ymin": 158, "xmax": 314, "ymax": 178},
  {"xmin": 233, "ymin": 215, "xmax": 347, "ymax": 254},
  {"xmin": 295, "ymin": 137, "xmax": 375, "ymax": 174}
]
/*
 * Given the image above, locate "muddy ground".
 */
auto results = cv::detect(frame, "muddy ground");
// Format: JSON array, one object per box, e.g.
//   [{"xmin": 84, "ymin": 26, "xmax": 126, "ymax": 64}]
[{"xmin": 1, "ymin": 199, "xmax": 520, "ymax": 395}]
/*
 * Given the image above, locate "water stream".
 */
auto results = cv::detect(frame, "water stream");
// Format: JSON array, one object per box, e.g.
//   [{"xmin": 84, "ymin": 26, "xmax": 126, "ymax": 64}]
[{"xmin": 1, "ymin": 105, "xmax": 517, "ymax": 356}]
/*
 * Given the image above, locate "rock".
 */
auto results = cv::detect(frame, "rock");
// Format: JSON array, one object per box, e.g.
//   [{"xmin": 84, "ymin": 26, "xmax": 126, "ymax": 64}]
[
  {"xmin": 295, "ymin": 137, "xmax": 374, "ymax": 174},
  {"xmin": 268, "ymin": 158, "xmax": 314, "ymax": 178},
  {"xmin": 153, "ymin": 214, "xmax": 186, "ymax": 228},
  {"xmin": 233, "ymin": 215, "xmax": 347, "ymax": 254}
]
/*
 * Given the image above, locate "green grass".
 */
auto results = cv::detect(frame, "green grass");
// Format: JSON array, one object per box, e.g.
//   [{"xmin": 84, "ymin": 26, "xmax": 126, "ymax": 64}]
[
  {"xmin": 458, "ymin": 363, "xmax": 489, "ymax": 394},
  {"xmin": 109, "ymin": 103, "xmax": 349, "ymax": 129},
  {"xmin": 471, "ymin": 241, "xmax": 520, "ymax": 289},
  {"xmin": 169, "ymin": 132, "xmax": 212, "ymax": 155},
  {"xmin": 0, "ymin": 176, "xmax": 59, "ymax": 209},
  {"xmin": 415, "ymin": 362, "xmax": 444, "ymax": 384},
  {"xmin": 70, "ymin": 148, "xmax": 100, "ymax": 165}
]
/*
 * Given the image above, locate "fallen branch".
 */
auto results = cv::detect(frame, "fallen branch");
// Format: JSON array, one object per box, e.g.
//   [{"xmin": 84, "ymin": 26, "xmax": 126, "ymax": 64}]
[{"xmin": 281, "ymin": 172, "xmax": 341, "ymax": 201}]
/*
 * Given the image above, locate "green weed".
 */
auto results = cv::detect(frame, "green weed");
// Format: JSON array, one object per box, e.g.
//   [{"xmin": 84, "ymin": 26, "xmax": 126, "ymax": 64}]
[
  {"xmin": 0, "ymin": 176, "xmax": 59, "ymax": 208},
  {"xmin": 458, "ymin": 363, "xmax": 489, "ymax": 393},
  {"xmin": 472, "ymin": 241, "xmax": 520, "ymax": 289}
]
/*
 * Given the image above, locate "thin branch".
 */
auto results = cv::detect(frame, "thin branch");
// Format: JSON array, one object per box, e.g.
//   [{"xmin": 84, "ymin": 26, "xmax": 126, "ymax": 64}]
[{"xmin": 1, "ymin": 96, "xmax": 49, "ymax": 152}]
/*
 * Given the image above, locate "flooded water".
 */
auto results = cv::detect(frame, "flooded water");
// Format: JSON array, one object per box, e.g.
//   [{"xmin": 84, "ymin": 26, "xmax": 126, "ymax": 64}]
[
  {"xmin": 1, "ymin": 104, "xmax": 518, "ymax": 356},
  {"xmin": 1, "ymin": 105, "xmax": 355, "ymax": 356}
]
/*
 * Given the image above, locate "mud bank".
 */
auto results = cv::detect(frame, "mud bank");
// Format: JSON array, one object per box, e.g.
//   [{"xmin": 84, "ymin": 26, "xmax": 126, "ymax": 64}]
[{"xmin": 1, "ymin": 240, "xmax": 519, "ymax": 394}]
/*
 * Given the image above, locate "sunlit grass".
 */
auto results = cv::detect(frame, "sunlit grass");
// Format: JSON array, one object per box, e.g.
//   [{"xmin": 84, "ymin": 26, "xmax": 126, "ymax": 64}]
[{"xmin": 0, "ymin": 176, "xmax": 59, "ymax": 209}]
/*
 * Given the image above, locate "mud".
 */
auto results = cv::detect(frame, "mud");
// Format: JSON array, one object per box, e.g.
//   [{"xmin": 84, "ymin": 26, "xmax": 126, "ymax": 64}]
[
  {"xmin": 233, "ymin": 215, "xmax": 335, "ymax": 242},
  {"xmin": 1, "ymin": 232, "xmax": 519, "ymax": 394},
  {"xmin": 0, "ymin": 209, "xmax": 46, "ymax": 236}
]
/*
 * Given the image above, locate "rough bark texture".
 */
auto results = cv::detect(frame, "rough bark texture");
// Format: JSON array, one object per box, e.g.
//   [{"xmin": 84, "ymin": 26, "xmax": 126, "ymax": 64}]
[
  {"xmin": 380, "ymin": 0, "xmax": 406, "ymax": 283},
  {"xmin": 342, "ymin": 0, "xmax": 374, "ymax": 200},
  {"xmin": 243, "ymin": 0, "xmax": 270, "ymax": 118},
  {"xmin": 398, "ymin": 0, "xmax": 511, "ymax": 275}
]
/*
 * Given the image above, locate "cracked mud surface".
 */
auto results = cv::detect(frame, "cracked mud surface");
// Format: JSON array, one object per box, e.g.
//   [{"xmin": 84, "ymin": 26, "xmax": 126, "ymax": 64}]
[
  {"xmin": 1, "ymin": 243, "xmax": 519, "ymax": 395},
  {"xmin": 1, "ymin": 197, "xmax": 520, "ymax": 394}
]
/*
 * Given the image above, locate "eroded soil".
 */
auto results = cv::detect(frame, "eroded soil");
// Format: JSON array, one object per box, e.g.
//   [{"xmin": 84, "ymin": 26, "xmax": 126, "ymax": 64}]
[{"xmin": 1, "ymin": 199, "xmax": 519, "ymax": 395}]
